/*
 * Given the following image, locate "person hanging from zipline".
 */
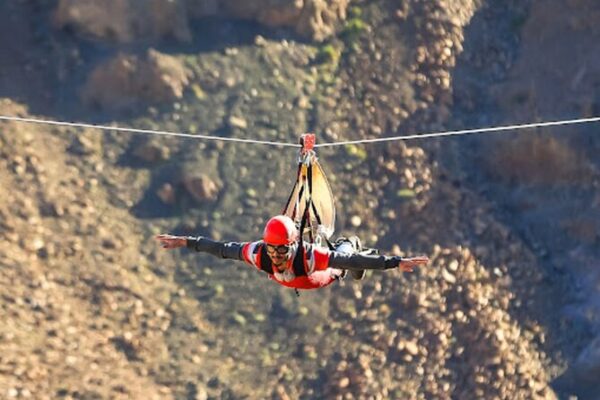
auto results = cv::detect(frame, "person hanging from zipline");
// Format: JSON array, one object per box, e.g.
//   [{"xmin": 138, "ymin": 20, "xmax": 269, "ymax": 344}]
[
  {"xmin": 155, "ymin": 134, "xmax": 429, "ymax": 291},
  {"xmin": 156, "ymin": 215, "xmax": 429, "ymax": 290}
]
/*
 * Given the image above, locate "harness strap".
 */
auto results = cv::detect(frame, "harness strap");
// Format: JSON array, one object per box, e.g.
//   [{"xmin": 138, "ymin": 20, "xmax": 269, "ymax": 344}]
[
  {"xmin": 305, "ymin": 162, "xmax": 314, "ymax": 243},
  {"xmin": 292, "ymin": 183, "xmax": 305, "ymax": 221},
  {"xmin": 282, "ymin": 162, "xmax": 303, "ymax": 219},
  {"xmin": 257, "ymin": 244, "xmax": 274, "ymax": 274},
  {"xmin": 299, "ymin": 193, "xmax": 310, "ymax": 247},
  {"xmin": 292, "ymin": 244, "xmax": 308, "ymax": 277},
  {"xmin": 258, "ymin": 243, "xmax": 307, "ymax": 277}
]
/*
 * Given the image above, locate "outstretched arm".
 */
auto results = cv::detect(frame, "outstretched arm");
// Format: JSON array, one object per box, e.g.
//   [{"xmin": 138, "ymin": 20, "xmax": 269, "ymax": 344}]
[
  {"xmin": 155, "ymin": 234, "xmax": 246, "ymax": 261},
  {"xmin": 328, "ymin": 252, "xmax": 429, "ymax": 272}
]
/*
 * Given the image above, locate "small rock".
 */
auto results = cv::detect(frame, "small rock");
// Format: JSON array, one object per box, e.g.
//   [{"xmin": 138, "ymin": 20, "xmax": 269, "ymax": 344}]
[
  {"xmin": 183, "ymin": 174, "xmax": 220, "ymax": 203},
  {"xmin": 442, "ymin": 268, "xmax": 456, "ymax": 284},
  {"xmin": 69, "ymin": 134, "xmax": 99, "ymax": 155},
  {"xmin": 405, "ymin": 340, "xmax": 419, "ymax": 356},
  {"xmin": 195, "ymin": 387, "xmax": 208, "ymax": 400},
  {"xmin": 31, "ymin": 237, "xmax": 45, "ymax": 251},
  {"xmin": 254, "ymin": 35, "xmax": 267, "ymax": 46},
  {"xmin": 448, "ymin": 260, "xmax": 459, "ymax": 272},
  {"xmin": 296, "ymin": 96, "xmax": 311, "ymax": 109},
  {"xmin": 132, "ymin": 140, "xmax": 170, "ymax": 163},
  {"xmin": 338, "ymin": 377, "xmax": 350, "ymax": 388},
  {"xmin": 232, "ymin": 313, "xmax": 247, "ymax": 326},
  {"xmin": 157, "ymin": 183, "xmax": 176, "ymax": 205},
  {"xmin": 228, "ymin": 116, "xmax": 248, "ymax": 130}
]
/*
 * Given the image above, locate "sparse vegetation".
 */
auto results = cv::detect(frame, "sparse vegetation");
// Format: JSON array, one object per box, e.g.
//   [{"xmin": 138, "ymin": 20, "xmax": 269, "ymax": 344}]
[
  {"xmin": 342, "ymin": 17, "xmax": 368, "ymax": 45},
  {"xmin": 1, "ymin": 0, "xmax": 599, "ymax": 399},
  {"xmin": 316, "ymin": 43, "xmax": 341, "ymax": 65}
]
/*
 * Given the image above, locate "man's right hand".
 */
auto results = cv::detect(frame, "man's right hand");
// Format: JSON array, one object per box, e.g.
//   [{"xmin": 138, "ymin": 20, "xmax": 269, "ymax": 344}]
[
  {"xmin": 398, "ymin": 256, "xmax": 429, "ymax": 272},
  {"xmin": 156, "ymin": 234, "xmax": 187, "ymax": 249}
]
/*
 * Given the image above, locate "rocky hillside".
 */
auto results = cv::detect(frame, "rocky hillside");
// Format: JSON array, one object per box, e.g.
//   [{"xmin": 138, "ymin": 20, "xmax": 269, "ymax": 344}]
[{"xmin": 1, "ymin": 0, "xmax": 599, "ymax": 399}]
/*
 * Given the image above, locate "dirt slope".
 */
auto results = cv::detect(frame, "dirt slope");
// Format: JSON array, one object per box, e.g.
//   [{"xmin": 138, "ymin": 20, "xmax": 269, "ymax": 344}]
[{"xmin": 1, "ymin": 0, "xmax": 598, "ymax": 399}]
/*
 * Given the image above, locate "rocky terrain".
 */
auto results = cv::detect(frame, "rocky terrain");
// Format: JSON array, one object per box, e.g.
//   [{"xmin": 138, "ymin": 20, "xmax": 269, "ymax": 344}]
[{"xmin": 1, "ymin": 0, "xmax": 599, "ymax": 399}]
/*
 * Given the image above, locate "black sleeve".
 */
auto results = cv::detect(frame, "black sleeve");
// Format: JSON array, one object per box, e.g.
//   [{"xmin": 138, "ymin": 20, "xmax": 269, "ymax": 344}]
[
  {"xmin": 328, "ymin": 252, "xmax": 402, "ymax": 271},
  {"xmin": 186, "ymin": 236, "xmax": 246, "ymax": 261}
]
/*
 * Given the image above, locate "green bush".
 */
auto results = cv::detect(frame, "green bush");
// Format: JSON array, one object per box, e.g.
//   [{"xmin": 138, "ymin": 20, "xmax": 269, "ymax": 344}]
[
  {"xmin": 316, "ymin": 44, "xmax": 340, "ymax": 64},
  {"xmin": 343, "ymin": 18, "xmax": 367, "ymax": 38}
]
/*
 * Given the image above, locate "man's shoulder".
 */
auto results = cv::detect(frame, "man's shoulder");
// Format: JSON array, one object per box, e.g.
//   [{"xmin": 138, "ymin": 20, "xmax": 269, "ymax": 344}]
[
  {"xmin": 302, "ymin": 242, "xmax": 330, "ymax": 254},
  {"xmin": 301, "ymin": 243, "xmax": 331, "ymax": 270},
  {"xmin": 243, "ymin": 240, "xmax": 264, "ymax": 250},
  {"xmin": 241, "ymin": 241, "xmax": 265, "ymax": 264}
]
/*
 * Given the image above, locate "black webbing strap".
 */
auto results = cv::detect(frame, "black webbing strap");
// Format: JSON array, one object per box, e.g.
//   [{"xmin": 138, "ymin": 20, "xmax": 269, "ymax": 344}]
[
  {"xmin": 324, "ymin": 236, "xmax": 335, "ymax": 251},
  {"xmin": 305, "ymin": 163, "xmax": 314, "ymax": 243},
  {"xmin": 282, "ymin": 162, "xmax": 303, "ymax": 219},
  {"xmin": 292, "ymin": 244, "xmax": 307, "ymax": 277},
  {"xmin": 299, "ymin": 204, "xmax": 309, "ymax": 249},
  {"xmin": 258, "ymin": 244, "xmax": 274, "ymax": 274},
  {"xmin": 292, "ymin": 184, "xmax": 305, "ymax": 221}
]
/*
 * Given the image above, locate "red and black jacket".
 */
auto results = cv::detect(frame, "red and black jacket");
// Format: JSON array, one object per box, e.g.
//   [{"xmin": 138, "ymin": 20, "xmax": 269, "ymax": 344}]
[{"xmin": 186, "ymin": 237, "xmax": 402, "ymax": 290}]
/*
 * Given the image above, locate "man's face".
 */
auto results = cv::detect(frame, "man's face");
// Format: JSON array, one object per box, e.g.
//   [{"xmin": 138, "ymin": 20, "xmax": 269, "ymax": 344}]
[{"xmin": 266, "ymin": 243, "xmax": 292, "ymax": 267}]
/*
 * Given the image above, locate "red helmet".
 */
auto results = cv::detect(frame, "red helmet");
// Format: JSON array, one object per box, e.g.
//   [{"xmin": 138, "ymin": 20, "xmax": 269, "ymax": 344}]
[{"xmin": 263, "ymin": 215, "xmax": 298, "ymax": 245}]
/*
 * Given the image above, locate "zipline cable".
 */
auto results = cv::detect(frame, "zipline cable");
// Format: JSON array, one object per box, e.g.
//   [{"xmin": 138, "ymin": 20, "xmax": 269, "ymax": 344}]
[
  {"xmin": 1, "ymin": 114, "xmax": 600, "ymax": 149},
  {"xmin": 0, "ymin": 115, "xmax": 301, "ymax": 148},
  {"xmin": 315, "ymin": 116, "xmax": 600, "ymax": 147}
]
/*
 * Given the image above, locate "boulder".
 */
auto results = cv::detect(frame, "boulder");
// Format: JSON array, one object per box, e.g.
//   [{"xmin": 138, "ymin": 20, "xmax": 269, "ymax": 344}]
[
  {"xmin": 54, "ymin": 0, "xmax": 191, "ymax": 42},
  {"xmin": 55, "ymin": 0, "xmax": 348, "ymax": 43},
  {"xmin": 82, "ymin": 49, "xmax": 190, "ymax": 111},
  {"xmin": 219, "ymin": 0, "xmax": 349, "ymax": 41},
  {"xmin": 182, "ymin": 174, "xmax": 220, "ymax": 203}
]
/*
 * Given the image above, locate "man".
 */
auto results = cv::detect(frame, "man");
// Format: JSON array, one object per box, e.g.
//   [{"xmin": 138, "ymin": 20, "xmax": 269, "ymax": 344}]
[{"xmin": 156, "ymin": 215, "xmax": 429, "ymax": 290}]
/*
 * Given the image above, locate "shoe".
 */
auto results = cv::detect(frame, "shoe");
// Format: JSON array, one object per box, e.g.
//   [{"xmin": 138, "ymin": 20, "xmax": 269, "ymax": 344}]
[{"xmin": 347, "ymin": 236, "xmax": 362, "ymax": 252}]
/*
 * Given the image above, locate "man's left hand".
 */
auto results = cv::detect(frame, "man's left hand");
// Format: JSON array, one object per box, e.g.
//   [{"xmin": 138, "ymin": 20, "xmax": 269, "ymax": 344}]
[{"xmin": 156, "ymin": 234, "xmax": 187, "ymax": 249}]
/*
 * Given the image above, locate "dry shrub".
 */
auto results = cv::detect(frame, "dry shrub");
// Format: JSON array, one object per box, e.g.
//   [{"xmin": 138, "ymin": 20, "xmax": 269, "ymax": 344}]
[{"xmin": 485, "ymin": 134, "xmax": 594, "ymax": 185}]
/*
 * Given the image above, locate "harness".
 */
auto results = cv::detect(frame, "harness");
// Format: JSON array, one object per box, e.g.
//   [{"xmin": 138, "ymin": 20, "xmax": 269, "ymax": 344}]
[{"xmin": 283, "ymin": 134, "xmax": 335, "ymax": 251}]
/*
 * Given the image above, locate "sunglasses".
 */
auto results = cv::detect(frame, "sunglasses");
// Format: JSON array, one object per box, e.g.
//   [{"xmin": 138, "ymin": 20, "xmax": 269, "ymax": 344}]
[{"xmin": 265, "ymin": 244, "xmax": 291, "ymax": 255}]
